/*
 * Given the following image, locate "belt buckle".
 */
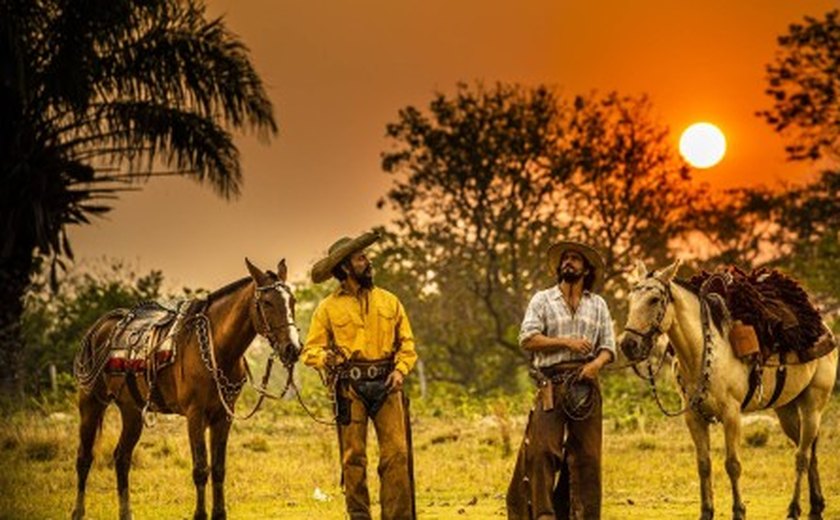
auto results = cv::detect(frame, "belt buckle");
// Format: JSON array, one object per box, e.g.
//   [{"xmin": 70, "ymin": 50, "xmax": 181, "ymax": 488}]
[
  {"xmin": 348, "ymin": 366, "xmax": 362, "ymax": 381},
  {"xmin": 367, "ymin": 365, "xmax": 381, "ymax": 379}
]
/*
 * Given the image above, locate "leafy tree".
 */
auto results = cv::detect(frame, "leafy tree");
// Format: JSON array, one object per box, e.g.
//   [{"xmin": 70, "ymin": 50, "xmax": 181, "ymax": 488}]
[
  {"xmin": 379, "ymin": 83, "xmax": 704, "ymax": 391},
  {"xmin": 760, "ymin": 9, "xmax": 840, "ymax": 162},
  {"xmin": 0, "ymin": 0, "xmax": 277, "ymax": 394},
  {"xmin": 562, "ymin": 93, "xmax": 703, "ymax": 295},
  {"xmin": 756, "ymin": 9, "xmax": 840, "ymax": 319},
  {"xmin": 380, "ymin": 83, "xmax": 571, "ymax": 390}
]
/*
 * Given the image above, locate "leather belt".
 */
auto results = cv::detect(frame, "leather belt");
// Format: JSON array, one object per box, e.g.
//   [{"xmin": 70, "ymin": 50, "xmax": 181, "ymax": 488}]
[{"xmin": 344, "ymin": 360, "xmax": 393, "ymax": 381}]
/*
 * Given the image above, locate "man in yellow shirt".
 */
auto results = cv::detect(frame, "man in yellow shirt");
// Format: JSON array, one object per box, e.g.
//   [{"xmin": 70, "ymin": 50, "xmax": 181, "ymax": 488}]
[{"xmin": 302, "ymin": 231, "xmax": 417, "ymax": 520}]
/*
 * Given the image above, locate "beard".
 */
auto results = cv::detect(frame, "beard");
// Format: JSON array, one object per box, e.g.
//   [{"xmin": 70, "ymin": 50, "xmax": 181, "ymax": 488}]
[
  {"xmin": 559, "ymin": 264, "xmax": 584, "ymax": 284},
  {"xmin": 561, "ymin": 270, "xmax": 583, "ymax": 283},
  {"xmin": 352, "ymin": 265, "xmax": 374, "ymax": 289}
]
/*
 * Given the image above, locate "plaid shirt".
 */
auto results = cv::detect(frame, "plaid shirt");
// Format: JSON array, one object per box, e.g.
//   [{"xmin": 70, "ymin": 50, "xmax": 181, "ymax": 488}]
[{"xmin": 519, "ymin": 286, "xmax": 616, "ymax": 368}]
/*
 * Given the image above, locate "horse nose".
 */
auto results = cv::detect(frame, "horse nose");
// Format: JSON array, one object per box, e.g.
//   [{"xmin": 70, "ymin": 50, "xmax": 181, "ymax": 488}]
[
  {"xmin": 619, "ymin": 334, "xmax": 639, "ymax": 358},
  {"xmin": 289, "ymin": 325, "xmax": 301, "ymax": 349}
]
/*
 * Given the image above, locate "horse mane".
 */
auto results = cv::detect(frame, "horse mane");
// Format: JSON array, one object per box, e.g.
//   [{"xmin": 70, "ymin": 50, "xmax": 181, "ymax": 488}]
[
  {"xmin": 179, "ymin": 276, "xmax": 254, "ymax": 319},
  {"xmin": 208, "ymin": 276, "xmax": 253, "ymax": 301},
  {"xmin": 673, "ymin": 278, "xmax": 728, "ymax": 334},
  {"xmin": 206, "ymin": 270, "xmax": 280, "ymax": 302}
]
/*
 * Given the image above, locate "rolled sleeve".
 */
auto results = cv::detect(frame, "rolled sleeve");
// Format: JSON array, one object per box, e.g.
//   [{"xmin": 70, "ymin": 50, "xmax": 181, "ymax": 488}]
[
  {"xmin": 595, "ymin": 297, "xmax": 617, "ymax": 363},
  {"xmin": 302, "ymin": 303, "xmax": 330, "ymax": 370},
  {"xmin": 393, "ymin": 301, "xmax": 417, "ymax": 375},
  {"xmin": 518, "ymin": 293, "xmax": 546, "ymax": 347}
]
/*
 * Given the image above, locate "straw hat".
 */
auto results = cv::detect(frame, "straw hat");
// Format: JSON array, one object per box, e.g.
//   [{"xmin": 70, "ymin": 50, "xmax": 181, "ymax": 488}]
[
  {"xmin": 547, "ymin": 240, "xmax": 605, "ymax": 291},
  {"xmin": 310, "ymin": 231, "xmax": 381, "ymax": 283}
]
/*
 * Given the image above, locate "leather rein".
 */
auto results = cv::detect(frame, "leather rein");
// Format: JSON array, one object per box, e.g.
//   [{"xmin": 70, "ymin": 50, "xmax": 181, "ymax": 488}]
[
  {"xmin": 626, "ymin": 276, "xmax": 718, "ymax": 423},
  {"xmin": 195, "ymin": 280, "xmax": 303, "ymax": 421}
]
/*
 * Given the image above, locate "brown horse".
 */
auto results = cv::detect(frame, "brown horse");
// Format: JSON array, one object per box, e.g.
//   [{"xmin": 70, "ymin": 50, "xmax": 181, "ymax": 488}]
[
  {"xmin": 619, "ymin": 260, "xmax": 837, "ymax": 520},
  {"xmin": 71, "ymin": 259, "xmax": 301, "ymax": 520}
]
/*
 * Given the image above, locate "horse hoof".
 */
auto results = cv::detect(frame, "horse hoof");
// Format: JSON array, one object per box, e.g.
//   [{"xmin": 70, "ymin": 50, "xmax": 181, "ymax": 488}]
[
  {"xmin": 211, "ymin": 512, "xmax": 227, "ymax": 520},
  {"xmin": 193, "ymin": 512, "xmax": 208, "ymax": 520},
  {"xmin": 71, "ymin": 509, "xmax": 84, "ymax": 520}
]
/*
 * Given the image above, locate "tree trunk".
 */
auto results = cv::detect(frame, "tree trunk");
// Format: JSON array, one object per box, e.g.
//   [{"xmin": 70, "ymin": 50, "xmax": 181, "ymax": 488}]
[{"xmin": 0, "ymin": 249, "xmax": 34, "ymax": 397}]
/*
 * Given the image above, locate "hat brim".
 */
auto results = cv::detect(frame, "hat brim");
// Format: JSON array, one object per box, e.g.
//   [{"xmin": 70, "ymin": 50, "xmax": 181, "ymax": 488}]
[
  {"xmin": 547, "ymin": 241, "xmax": 605, "ymax": 291},
  {"xmin": 311, "ymin": 231, "xmax": 381, "ymax": 283}
]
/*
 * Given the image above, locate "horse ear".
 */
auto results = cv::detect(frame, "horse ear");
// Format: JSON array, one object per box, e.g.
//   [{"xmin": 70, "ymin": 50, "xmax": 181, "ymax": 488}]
[
  {"xmin": 631, "ymin": 259, "xmax": 648, "ymax": 283},
  {"xmin": 658, "ymin": 259, "xmax": 682, "ymax": 283},
  {"xmin": 277, "ymin": 258, "xmax": 287, "ymax": 282},
  {"xmin": 245, "ymin": 257, "xmax": 270, "ymax": 286}
]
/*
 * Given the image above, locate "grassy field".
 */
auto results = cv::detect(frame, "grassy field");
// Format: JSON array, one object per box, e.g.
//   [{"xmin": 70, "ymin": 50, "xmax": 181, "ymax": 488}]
[{"xmin": 1, "ymin": 382, "xmax": 839, "ymax": 520}]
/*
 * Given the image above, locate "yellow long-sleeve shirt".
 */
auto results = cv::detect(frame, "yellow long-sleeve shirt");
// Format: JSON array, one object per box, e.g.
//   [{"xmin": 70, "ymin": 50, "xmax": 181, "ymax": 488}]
[{"xmin": 302, "ymin": 286, "xmax": 417, "ymax": 375}]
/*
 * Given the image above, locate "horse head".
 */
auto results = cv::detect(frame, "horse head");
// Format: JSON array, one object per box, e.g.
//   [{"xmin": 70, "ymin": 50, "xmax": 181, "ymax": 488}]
[
  {"xmin": 619, "ymin": 259, "xmax": 681, "ymax": 362},
  {"xmin": 245, "ymin": 258, "xmax": 302, "ymax": 365}
]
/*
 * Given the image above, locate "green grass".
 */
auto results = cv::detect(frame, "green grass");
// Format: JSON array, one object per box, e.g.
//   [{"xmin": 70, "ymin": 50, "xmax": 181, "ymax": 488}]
[{"xmin": 1, "ymin": 386, "xmax": 839, "ymax": 519}]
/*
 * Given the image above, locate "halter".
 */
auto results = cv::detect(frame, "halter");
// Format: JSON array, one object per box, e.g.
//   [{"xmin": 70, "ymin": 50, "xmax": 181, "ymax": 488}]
[
  {"xmin": 189, "ymin": 279, "xmax": 302, "ymax": 421},
  {"xmin": 253, "ymin": 280, "xmax": 300, "ymax": 366},
  {"xmin": 626, "ymin": 274, "xmax": 718, "ymax": 423},
  {"xmin": 623, "ymin": 275, "xmax": 673, "ymax": 346}
]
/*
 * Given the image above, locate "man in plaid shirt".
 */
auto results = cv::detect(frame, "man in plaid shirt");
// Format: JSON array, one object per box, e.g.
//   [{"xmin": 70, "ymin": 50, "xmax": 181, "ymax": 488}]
[{"xmin": 507, "ymin": 240, "xmax": 616, "ymax": 520}]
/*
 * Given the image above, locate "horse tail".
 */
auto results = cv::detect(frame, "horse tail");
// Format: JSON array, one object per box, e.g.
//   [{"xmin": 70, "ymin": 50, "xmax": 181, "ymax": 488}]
[{"xmin": 73, "ymin": 309, "xmax": 129, "ymax": 392}]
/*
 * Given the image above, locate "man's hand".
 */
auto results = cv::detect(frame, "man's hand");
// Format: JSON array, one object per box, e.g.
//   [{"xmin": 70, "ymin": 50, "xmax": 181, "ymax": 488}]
[
  {"xmin": 385, "ymin": 370, "xmax": 405, "ymax": 393},
  {"xmin": 324, "ymin": 349, "xmax": 346, "ymax": 369},
  {"xmin": 579, "ymin": 350, "xmax": 612, "ymax": 381},
  {"xmin": 564, "ymin": 337, "xmax": 593, "ymax": 354},
  {"xmin": 578, "ymin": 360, "xmax": 602, "ymax": 381}
]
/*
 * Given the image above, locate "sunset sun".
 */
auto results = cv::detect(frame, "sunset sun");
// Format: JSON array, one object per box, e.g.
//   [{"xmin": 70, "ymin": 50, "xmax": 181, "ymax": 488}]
[{"xmin": 679, "ymin": 122, "xmax": 727, "ymax": 168}]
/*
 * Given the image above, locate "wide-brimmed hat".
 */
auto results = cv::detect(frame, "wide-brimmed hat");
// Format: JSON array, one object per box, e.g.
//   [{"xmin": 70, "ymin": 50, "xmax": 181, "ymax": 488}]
[
  {"xmin": 311, "ymin": 231, "xmax": 381, "ymax": 283},
  {"xmin": 547, "ymin": 240, "xmax": 605, "ymax": 291}
]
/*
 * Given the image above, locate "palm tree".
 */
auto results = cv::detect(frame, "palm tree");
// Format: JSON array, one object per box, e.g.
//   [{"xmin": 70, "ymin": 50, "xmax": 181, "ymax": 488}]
[{"xmin": 0, "ymin": 0, "xmax": 277, "ymax": 394}]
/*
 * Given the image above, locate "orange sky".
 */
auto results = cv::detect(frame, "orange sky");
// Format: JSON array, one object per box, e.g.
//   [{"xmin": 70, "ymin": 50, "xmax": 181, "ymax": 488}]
[{"xmin": 68, "ymin": 0, "xmax": 836, "ymax": 291}]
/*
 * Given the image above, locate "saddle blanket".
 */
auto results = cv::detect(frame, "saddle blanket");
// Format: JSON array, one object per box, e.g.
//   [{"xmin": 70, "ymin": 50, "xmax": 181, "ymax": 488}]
[
  {"xmin": 688, "ymin": 266, "xmax": 830, "ymax": 362},
  {"xmin": 105, "ymin": 299, "xmax": 193, "ymax": 373}
]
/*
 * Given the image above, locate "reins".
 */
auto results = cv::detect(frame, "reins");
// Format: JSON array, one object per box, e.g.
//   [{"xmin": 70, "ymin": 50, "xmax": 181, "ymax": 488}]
[
  {"xmin": 627, "ymin": 277, "xmax": 719, "ymax": 423},
  {"xmin": 194, "ymin": 280, "xmax": 336, "ymax": 424}
]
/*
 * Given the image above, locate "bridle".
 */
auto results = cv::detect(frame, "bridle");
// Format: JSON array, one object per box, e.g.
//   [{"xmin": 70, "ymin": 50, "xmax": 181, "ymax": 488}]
[
  {"xmin": 249, "ymin": 280, "xmax": 333, "ymax": 425},
  {"xmin": 252, "ymin": 280, "xmax": 301, "ymax": 366},
  {"xmin": 623, "ymin": 275, "xmax": 673, "ymax": 350},
  {"xmin": 624, "ymin": 274, "xmax": 718, "ymax": 423}
]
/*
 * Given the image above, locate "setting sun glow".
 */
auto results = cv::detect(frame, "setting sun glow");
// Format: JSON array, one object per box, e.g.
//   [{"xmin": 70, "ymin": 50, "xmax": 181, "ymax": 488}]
[{"xmin": 679, "ymin": 122, "xmax": 727, "ymax": 169}]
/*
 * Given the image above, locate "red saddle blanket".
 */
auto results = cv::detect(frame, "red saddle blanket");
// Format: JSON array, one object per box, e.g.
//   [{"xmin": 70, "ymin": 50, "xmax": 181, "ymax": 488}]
[
  {"xmin": 104, "ymin": 300, "xmax": 189, "ymax": 374},
  {"xmin": 106, "ymin": 350, "xmax": 175, "ymax": 372},
  {"xmin": 687, "ymin": 266, "xmax": 834, "ymax": 363}
]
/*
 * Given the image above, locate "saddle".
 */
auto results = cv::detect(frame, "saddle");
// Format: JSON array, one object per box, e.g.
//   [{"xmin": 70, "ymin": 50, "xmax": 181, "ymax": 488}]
[
  {"xmin": 688, "ymin": 266, "xmax": 835, "ymax": 364},
  {"xmin": 105, "ymin": 300, "xmax": 191, "ymax": 374}
]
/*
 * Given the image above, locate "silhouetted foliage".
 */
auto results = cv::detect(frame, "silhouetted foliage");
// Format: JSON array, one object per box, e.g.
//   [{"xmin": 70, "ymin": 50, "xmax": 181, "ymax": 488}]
[
  {"xmin": 760, "ymin": 9, "xmax": 840, "ymax": 162},
  {"xmin": 750, "ymin": 9, "xmax": 840, "ymax": 320},
  {"xmin": 378, "ymin": 83, "xmax": 704, "ymax": 391},
  {"xmin": 0, "ymin": 0, "xmax": 276, "ymax": 394}
]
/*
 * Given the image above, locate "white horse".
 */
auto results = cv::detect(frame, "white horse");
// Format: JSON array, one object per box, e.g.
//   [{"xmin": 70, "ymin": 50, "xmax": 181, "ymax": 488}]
[{"xmin": 619, "ymin": 260, "xmax": 837, "ymax": 520}]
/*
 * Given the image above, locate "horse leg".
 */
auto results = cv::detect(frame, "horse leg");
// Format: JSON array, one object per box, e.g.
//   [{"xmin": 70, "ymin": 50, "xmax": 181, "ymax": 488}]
[
  {"xmin": 776, "ymin": 401, "xmax": 803, "ymax": 519},
  {"xmin": 113, "ymin": 404, "xmax": 144, "ymax": 520},
  {"xmin": 72, "ymin": 392, "xmax": 108, "ymax": 520},
  {"xmin": 776, "ymin": 391, "xmax": 825, "ymax": 519},
  {"xmin": 720, "ymin": 407, "xmax": 745, "ymax": 520},
  {"xmin": 806, "ymin": 437, "xmax": 825, "ymax": 520},
  {"xmin": 685, "ymin": 411, "xmax": 714, "ymax": 520},
  {"xmin": 209, "ymin": 418, "xmax": 233, "ymax": 520},
  {"xmin": 187, "ymin": 412, "xmax": 209, "ymax": 520}
]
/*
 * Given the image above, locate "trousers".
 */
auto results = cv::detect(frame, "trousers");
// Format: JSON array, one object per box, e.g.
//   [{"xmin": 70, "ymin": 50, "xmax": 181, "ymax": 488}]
[
  {"xmin": 507, "ymin": 375, "xmax": 603, "ymax": 519},
  {"xmin": 337, "ymin": 385, "xmax": 414, "ymax": 520}
]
